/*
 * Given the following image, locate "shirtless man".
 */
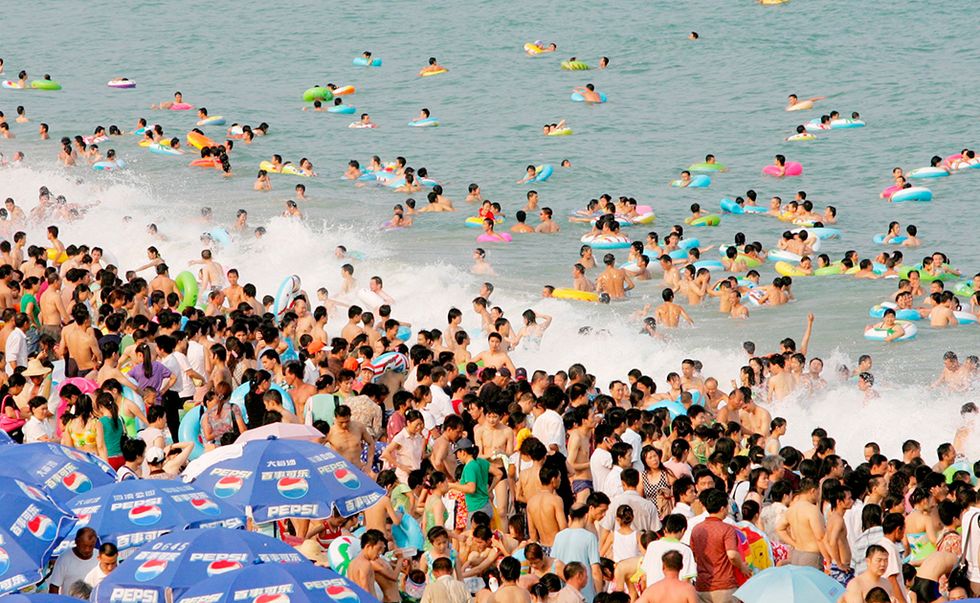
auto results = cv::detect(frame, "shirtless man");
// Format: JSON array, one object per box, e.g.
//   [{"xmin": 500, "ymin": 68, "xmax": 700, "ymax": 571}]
[
  {"xmin": 61, "ymin": 305, "xmax": 101, "ymax": 377},
  {"xmin": 840, "ymin": 545, "xmax": 894, "ymax": 603},
  {"xmin": 39, "ymin": 273, "xmax": 69, "ymax": 341},
  {"xmin": 823, "ymin": 483, "xmax": 853, "ymax": 586},
  {"xmin": 535, "ymin": 208, "xmax": 560, "ymax": 233},
  {"xmin": 654, "ymin": 288, "xmax": 693, "ymax": 328},
  {"xmin": 572, "ymin": 263, "xmax": 595, "ymax": 292},
  {"xmin": 767, "ymin": 354, "xmax": 797, "ymax": 401},
  {"xmin": 472, "ymin": 333, "xmax": 517, "ymax": 373},
  {"xmin": 730, "ymin": 290, "xmax": 750, "ymax": 319},
  {"xmin": 148, "ymin": 264, "xmax": 177, "ymax": 300},
  {"xmin": 595, "ymin": 253, "xmax": 634, "ymax": 300},
  {"xmin": 223, "ymin": 269, "xmax": 244, "ymax": 308},
  {"xmin": 637, "ymin": 551, "xmax": 698, "ymax": 603},
  {"xmin": 341, "ymin": 306, "xmax": 364, "ymax": 342},
  {"xmin": 190, "ymin": 249, "xmax": 225, "ymax": 293},
  {"xmin": 491, "ymin": 557, "xmax": 533, "ymax": 603},
  {"xmin": 929, "ymin": 292, "xmax": 958, "ymax": 327},
  {"xmin": 326, "ymin": 405, "xmax": 375, "ymax": 474},
  {"xmin": 566, "ymin": 407, "xmax": 593, "ymax": 503},
  {"xmin": 527, "ymin": 466, "xmax": 567, "ymax": 551},
  {"xmin": 785, "ymin": 94, "xmax": 826, "ymax": 111},
  {"xmin": 523, "ymin": 190, "xmax": 540, "ymax": 212},
  {"xmin": 776, "ymin": 478, "xmax": 828, "ymax": 569},
  {"xmin": 430, "ymin": 414, "xmax": 463, "ymax": 481},
  {"xmin": 738, "ymin": 388, "xmax": 771, "ymax": 437},
  {"xmin": 348, "ymin": 529, "xmax": 400, "ymax": 603},
  {"xmin": 476, "ymin": 403, "xmax": 514, "ymax": 458},
  {"xmin": 283, "ymin": 363, "xmax": 316, "ymax": 419}
]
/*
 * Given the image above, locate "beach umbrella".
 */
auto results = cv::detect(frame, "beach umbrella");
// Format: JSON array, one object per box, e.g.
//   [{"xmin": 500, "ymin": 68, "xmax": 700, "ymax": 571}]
[
  {"xmin": 176, "ymin": 561, "xmax": 379, "ymax": 603},
  {"xmin": 237, "ymin": 422, "xmax": 325, "ymax": 444},
  {"xmin": 3, "ymin": 595, "xmax": 86, "ymax": 603},
  {"xmin": 92, "ymin": 527, "xmax": 307, "ymax": 603},
  {"xmin": 0, "ymin": 443, "xmax": 116, "ymax": 505},
  {"xmin": 62, "ymin": 479, "xmax": 245, "ymax": 558},
  {"xmin": 0, "ymin": 477, "xmax": 79, "ymax": 594},
  {"xmin": 0, "ymin": 430, "xmax": 14, "ymax": 446},
  {"xmin": 188, "ymin": 438, "xmax": 383, "ymax": 523},
  {"xmin": 733, "ymin": 566, "xmax": 845, "ymax": 603}
]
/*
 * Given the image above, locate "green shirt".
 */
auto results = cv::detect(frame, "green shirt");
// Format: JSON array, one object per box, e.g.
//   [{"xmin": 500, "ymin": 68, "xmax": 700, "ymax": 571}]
[
  {"xmin": 20, "ymin": 293, "xmax": 39, "ymax": 327},
  {"xmin": 460, "ymin": 457, "xmax": 490, "ymax": 511}
]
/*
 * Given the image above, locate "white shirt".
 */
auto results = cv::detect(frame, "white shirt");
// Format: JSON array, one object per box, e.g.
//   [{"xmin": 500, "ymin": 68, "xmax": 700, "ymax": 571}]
[
  {"xmin": 843, "ymin": 498, "xmax": 865, "ymax": 552},
  {"xmin": 962, "ymin": 506, "xmax": 980, "ymax": 582},
  {"xmin": 186, "ymin": 340, "xmax": 206, "ymax": 381},
  {"xmin": 883, "ymin": 537, "xmax": 909, "ymax": 601},
  {"xmin": 83, "ymin": 564, "xmax": 110, "ymax": 587},
  {"xmin": 621, "ymin": 428, "xmax": 643, "ymax": 470},
  {"xmin": 601, "ymin": 466, "xmax": 624, "ymax": 498},
  {"xmin": 172, "ymin": 351, "xmax": 196, "ymax": 398},
  {"xmin": 429, "ymin": 384, "xmax": 453, "ymax": 426},
  {"xmin": 4, "ymin": 327, "xmax": 27, "ymax": 373},
  {"xmin": 673, "ymin": 502, "xmax": 695, "ymax": 519},
  {"xmin": 160, "ymin": 354, "xmax": 185, "ymax": 395},
  {"xmin": 590, "ymin": 448, "xmax": 613, "ymax": 492},
  {"xmin": 532, "ymin": 409, "xmax": 566, "ymax": 455},
  {"xmin": 600, "ymin": 490, "xmax": 662, "ymax": 533},
  {"xmin": 642, "ymin": 537, "xmax": 697, "ymax": 586},
  {"xmin": 303, "ymin": 359, "xmax": 318, "ymax": 385},
  {"xmin": 49, "ymin": 548, "xmax": 98, "ymax": 592},
  {"xmin": 23, "ymin": 415, "xmax": 55, "ymax": 443}
]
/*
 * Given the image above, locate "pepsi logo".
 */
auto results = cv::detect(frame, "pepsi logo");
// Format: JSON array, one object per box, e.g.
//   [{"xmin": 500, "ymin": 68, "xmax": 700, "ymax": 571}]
[
  {"xmin": 190, "ymin": 498, "xmax": 220, "ymax": 516},
  {"xmin": 0, "ymin": 547, "xmax": 9, "ymax": 576},
  {"xmin": 206, "ymin": 559, "xmax": 243, "ymax": 576},
  {"xmin": 253, "ymin": 594, "xmax": 290, "ymax": 603},
  {"xmin": 213, "ymin": 475, "xmax": 244, "ymax": 499},
  {"xmin": 128, "ymin": 504, "xmax": 163, "ymax": 526},
  {"xmin": 325, "ymin": 585, "xmax": 359, "ymax": 603},
  {"xmin": 134, "ymin": 558, "xmax": 168, "ymax": 582},
  {"xmin": 276, "ymin": 477, "xmax": 309, "ymax": 500},
  {"xmin": 62, "ymin": 471, "xmax": 93, "ymax": 494},
  {"xmin": 27, "ymin": 514, "xmax": 57, "ymax": 541},
  {"xmin": 332, "ymin": 469, "xmax": 360, "ymax": 490},
  {"xmin": 17, "ymin": 482, "xmax": 48, "ymax": 502}
]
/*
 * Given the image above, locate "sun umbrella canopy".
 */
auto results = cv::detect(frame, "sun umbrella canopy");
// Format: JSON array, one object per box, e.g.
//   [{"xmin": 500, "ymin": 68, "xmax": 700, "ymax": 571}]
[
  {"xmin": 189, "ymin": 438, "xmax": 383, "ymax": 523},
  {"xmin": 0, "ymin": 477, "xmax": 78, "ymax": 594},
  {"xmin": 3, "ymin": 595, "xmax": 89, "ymax": 603},
  {"xmin": 177, "ymin": 561, "xmax": 379, "ymax": 603},
  {"xmin": 92, "ymin": 527, "xmax": 307, "ymax": 603},
  {"xmin": 63, "ymin": 479, "xmax": 245, "ymax": 557},
  {"xmin": 0, "ymin": 443, "xmax": 116, "ymax": 505},
  {"xmin": 733, "ymin": 565, "xmax": 846, "ymax": 603},
  {"xmin": 237, "ymin": 423, "xmax": 325, "ymax": 445}
]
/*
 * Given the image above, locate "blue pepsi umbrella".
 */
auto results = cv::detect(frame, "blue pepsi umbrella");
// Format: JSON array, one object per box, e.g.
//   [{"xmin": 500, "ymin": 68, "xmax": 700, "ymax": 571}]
[
  {"xmin": 0, "ymin": 443, "xmax": 116, "ymax": 505},
  {"xmin": 63, "ymin": 479, "xmax": 245, "ymax": 557},
  {"xmin": 734, "ymin": 566, "xmax": 845, "ymax": 603},
  {"xmin": 0, "ymin": 477, "xmax": 78, "ymax": 594},
  {"xmin": 92, "ymin": 527, "xmax": 307, "ymax": 603},
  {"xmin": 0, "ymin": 430, "xmax": 14, "ymax": 446},
  {"xmin": 189, "ymin": 438, "xmax": 384, "ymax": 523},
  {"xmin": 3, "ymin": 595, "xmax": 85, "ymax": 603},
  {"xmin": 176, "ymin": 561, "xmax": 379, "ymax": 603}
]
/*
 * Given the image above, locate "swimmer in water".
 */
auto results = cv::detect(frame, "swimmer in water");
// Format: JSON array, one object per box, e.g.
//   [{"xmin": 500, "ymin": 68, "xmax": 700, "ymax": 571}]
[
  {"xmin": 254, "ymin": 170, "xmax": 271, "ymax": 191},
  {"xmin": 151, "ymin": 91, "xmax": 186, "ymax": 110},
  {"xmin": 785, "ymin": 94, "xmax": 826, "ymax": 111},
  {"xmin": 572, "ymin": 83, "xmax": 602, "ymax": 103},
  {"xmin": 350, "ymin": 113, "xmax": 375, "ymax": 128},
  {"xmin": 655, "ymin": 288, "xmax": 693, "ymax": 327},
  {"xmin": 595, "ymin": 253, "xmax": 634, "ymax": 300},
  {"xmin": 480, "ymin": 218, "xmax": 508, "ymax": 242},
  {"xmin": 561, "ymin": 159, "xmax": 571, "ymax": 167},
  {"xmin": 471, "ymin": 248, "xmax": 495, "ymax": 276},
  {"xmin": 303, "ymin": 100, "xmax": 327, "ymax": 112},
  {"xmin": 343, "ymin": 160, "xmax": 362, "ymax": 180},
  {"xmin": 414, "ymin": 108, "xmax": 431, "ymax": 122},
  {"xmin": 598, "ymin": 56, "xmax": 609, "ymax": 68},
  {"xmin": 418, "ymin": 57, "xmax": 447, "ymax": 76},
  {"xmin": 689, "ymin": 32, "xmax": 699, "ymax": 40},
  {"xmin": 465, "ymin": 184, "xmax": 482, "ymax": 204},
  {"xmin": 572, "ymin": 263, "xmax": 595, "ymax": 292},
  {"xmin": 510, "ymin": 210, "xmax": 533, "ymax": 233},
  {"xmin": 516, "ymin": 165, "xmax": 538, "ymax": 184},
  {"xmin": 535, "ymin": 208, "xmax": 560, "ymax": 233},
  {"xmin": 675, "ymin": 171, "xmax": 693, "ymax": 187},
  {"xmin": 15, "ymin": 106, "xmax": 28, "ymax": 123},
  {"xmin": 527, "ymin": 42, "xmax": 557, "ymax": 56}
]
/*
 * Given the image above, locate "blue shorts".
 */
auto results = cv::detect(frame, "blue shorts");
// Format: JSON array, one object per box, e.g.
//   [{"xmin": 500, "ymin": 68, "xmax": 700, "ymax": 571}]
[{"xmin": 572, "ymin": 479, "xmax": 593, "ymax": 494}]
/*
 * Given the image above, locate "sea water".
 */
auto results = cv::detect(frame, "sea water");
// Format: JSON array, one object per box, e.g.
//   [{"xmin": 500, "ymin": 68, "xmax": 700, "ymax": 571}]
[{"xmin": 0, "ymin": 0, "xmax": 978, "ymax": 461}]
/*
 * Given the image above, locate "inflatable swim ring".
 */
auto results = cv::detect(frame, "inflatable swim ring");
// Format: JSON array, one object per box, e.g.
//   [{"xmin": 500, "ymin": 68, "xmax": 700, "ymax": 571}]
[
  {"xmin": 864, "ymin": 321, "xmax": 917, "ymax": 342},
  {"xmin": 955, "ymin": 311, "xmax": 978, "ymax": 325},
  {"xmin": 561, "ymin": 61, "xmax": 591, "ymax": 71},
  {"xmin": 107, "ymin": 79, "xmax": 135, "ymax": 89},
  {"xmin": 196, "ymin": 115, "xmax": 226, "ymax": 127},
  {"xmin": 672, "ymin": 174, "xmax": 711, "ymax": 188},
  {"xmin": 349, "ymin": 122, "xmax": 377, "ymax": 129},
  {"xmin": 570, "ymin": 91, "xmax": 607, "ymax": 103},
  {"xmin": 791, "ymin": 227, "xmax": 841, "ymax": 240},
  {"xmin": 953, "ymin": 281, "xmax": 975, "ymax": 298},
  {"xmin": 814, "ymin": 264, "xmax": 844, "ymax": 276},
  {"xmin": 581, "ymin": 233, "xmax": 630, "ymax": 249},
  {"xmin": 187, "ymin": 131, "xmax": 217, "ymax": 150},
  {"xmin": 869, "ymin": 303, "xmax": 921, "ymax": 321},
  {"xmin": 476, "ymin": 232, "xmax": 513, "ymax": 243},
  {"xmin": 367, "ymin": 352, "xmax": 409, "ymax": 378},
  {"xmin": 774, "ymin": 261, "xmax": 810, "ymax": 277},
  {"xmin": 547, "ymin": 128, "xmax": 573, "ymax": 136},
  {"xmin": 392, "ymin": 514, "xmax": 425, "ymax": 551},
  {"xmin": 465, "ymin": 216, "xmax": 503, "ymax": 228},
  {"xmin": 686, "ymin": 214, "xmax": 721, "ymax": 227},
  {"xmin": 45, "ymin": 248, "xmax": 68, "ymax": 264},
  {"xmin": 688, "ymin": 162, "xmax": 727, "ymax": 173},
  {"xmin": 208, "ymin": 227, "xmax": 231, "ymax": 246},
  {"xmin": 177, "ymin": 405, "xmax": 206, "ymax": 460},
  {"xmin": 0, "ymin": 81, "xmax": 25, "ymax": 90},
  {"xmin": 786, "ymin": 133, "xmax": 816, "ymax": 142},
  {"xmin": 908, "ymin": 167, "xmax": 948, "ymax": 179},
  {"xmin": 720, "ymin": 198, "xmax": 767, "ymax": 215},
  {"xmin": 332, "ymin": 85, "xmax": 355, "ymax": 97},
  {"xmin": 229, "ymin": 382, "xmax": 294, "ymax": 424},
  {"xmin": 678, "ymin": 238, "xmax": 700, "ymax": 250},
  {"xmin": 420, "ymin": 68, "xmax": 447, "ymax": 77},
  {"xmin": 831, "ymin": 119, "xmax": 865, "ymax": 129},
  {"xmin": 273, "ymin": 275, "xmax": 302, "ymax": 320},
  {"xmin": 328, "ymin": 105, "xmax": 356, "ymax": 114},
  {"xmin": 31, "ymin": 79, "xmax": 61, "ymax": 91},
  {"xmin": 92, "ymin": 160, "xmax": 126, "ymax": 171},
  {"xmin": 551, "ymin": 288, "xmax": 600, "ymax": 302},
  {"xmin": 762, "ymin": 162, "xmax": 803, "ymax": 177},
  {"xmin": 189, "ymin": 157, "xmax": 220, "ymax": 169},
  {"xmin": 169, "ymin": 102, "xmax": 193, "ymax": 111},
  {"xmin": 353, "ymin": 57, "xmax": 382, "ymax": 67},
  {"xmin": 175, "ymin": 271, "xmax": 199, "ymax": 311},
  {"xmin": 408, "ymin": 117, "xmax": 440, "ymax": 127},
  {"xmin": 148, "ymin": 143, "xmax": 184, "ymax": 156},
  {"xmin": 693, "ymin": 260, "xmax": 724, "ymax": 271},
  {"xmin": 891, "ymin": 187, "xmax": 932, "ymax": 202},
  {"xmin": 533, "ymin": 164, "xmax": 554, "ymax": 182},
  {"xmin": 302, "ymin": 86, "xmax": 333, "ymax": 102},
  {"xmin": 873, "ymin": 234, "xmax": 907, "ymax": 245},
  {"xmin": 767, "ymin": 249, "xmax": 802, "ymax": 263},
  {"xmin": 523, "ymin": 43, "xmax": 547, "ymax": 55}
]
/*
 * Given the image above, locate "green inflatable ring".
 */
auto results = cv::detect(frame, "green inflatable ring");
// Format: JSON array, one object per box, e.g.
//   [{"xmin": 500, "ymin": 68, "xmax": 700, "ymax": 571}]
[
  {"xmin": 302, "ymin": 86, "xmax": 333, "ymax": 102},
  {"xmin": 560, "ymin": 61, "xmax": 591, "ymax": 71},
  {"xmin": 175, "ymin": 271, "xmax": 199, "ymax": 311},
  {"xmin": 31, "ymin": 79, "xmax": 62, "ymax": 91}
]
